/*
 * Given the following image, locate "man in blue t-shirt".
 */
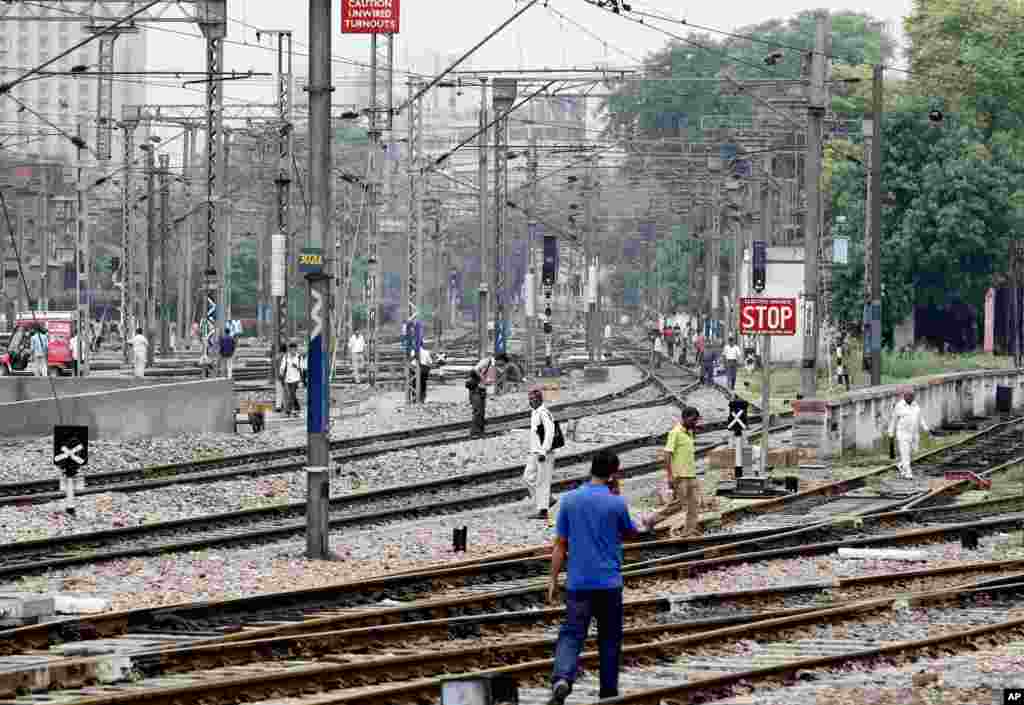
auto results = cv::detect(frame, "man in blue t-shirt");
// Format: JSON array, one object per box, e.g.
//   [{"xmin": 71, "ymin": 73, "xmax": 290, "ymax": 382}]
[{"xmin": 546, "ymin": 450, "xmax": 653, "ymax": 704}]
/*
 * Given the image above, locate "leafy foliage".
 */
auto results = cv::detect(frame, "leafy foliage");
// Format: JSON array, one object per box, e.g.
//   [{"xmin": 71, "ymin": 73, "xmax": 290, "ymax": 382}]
[{"xmin": 830, "ymin": 105, "xmax": 1024, "ymax": 343}]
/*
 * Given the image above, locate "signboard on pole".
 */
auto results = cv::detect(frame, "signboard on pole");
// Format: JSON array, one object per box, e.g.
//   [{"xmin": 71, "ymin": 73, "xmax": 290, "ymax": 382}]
[
  {"xmin": 53, "ymin": 425, "xmax": 88, "ymax": 476},
  {"xmin": 739, "ymin": 298, "xmax": 797, "ymax": 336},
  {"xmin": 341, "ymin": 0, "xmax": 400, "ymax": 34}
]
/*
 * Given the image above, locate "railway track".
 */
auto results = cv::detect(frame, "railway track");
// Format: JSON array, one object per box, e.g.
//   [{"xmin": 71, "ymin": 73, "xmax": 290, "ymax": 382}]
[
  {"xmin": 0, "ymin": 401, "xmax": 769, "ymax": 578},
  {"xmin": 8, "ymin": 553, "xmax": 1024, "ymax": 703},
  {"xmin": 5, "ymin": 557, "xmax": 1024, "ymax": 700},
  {"xmin": 0, "ymin": 376, "xmax": 662, "ymax": 506},
  {"xmin": 1, "ymin": 412, "xmax": 1016, "ymax": 658}
]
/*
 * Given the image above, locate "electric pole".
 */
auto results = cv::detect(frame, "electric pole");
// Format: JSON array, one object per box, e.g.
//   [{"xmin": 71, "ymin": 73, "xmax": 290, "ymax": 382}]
[
  {"xmin": 365, "ymin": 32, "xmax": 393, "ymax": 389},
  {"xmin": 305, "ymin": 0, "xmax": 333, "ymax": 560},
  {"xmin": 120, "ymin": 121, "xmax": 136, "ymax": 359},
  {"xmin": 159, "ymin": 153, "xmax": 170, "ymax": 354},
  {"xmin": 75, "ymin": 126, "xmax": 90, "ymax": 375},
  {"xmin": 477, "ymin": 78, "xmax": 489, "ymax": 360},
  {"xmin": 584, "ymin": 158, "xmax": 596, "ymax": 361},
  {"xmin": 142, "ymin": 144, "xmax": 156, "ymax": 365},
  {"xmin": 268, "ymin": 30, "xmax": 293, "ymax": 390},
  {"xmin": 865, "ymin": 63, "xmax": 883, "ymax": 386},
  {"xmin": 526, "ymin": 135, "xmax": 538, "ymax": 378},
  {"xmin": 404, "ymin": 79, "xmax": 423, "ymax": 404},
  {"xmin": 200, "ymin": 3, "xmax": 226, "ymax": 375},
  {"xmin": 799, "ymin": 10, "xmax": 830, "ymax": 398}
]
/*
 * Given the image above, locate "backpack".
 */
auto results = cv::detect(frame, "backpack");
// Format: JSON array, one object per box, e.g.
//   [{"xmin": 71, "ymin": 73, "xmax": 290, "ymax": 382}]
[
  {"xmin": 219, "ymin": 335, "xmax": 236, "ymax": 357},
  {"xmin": 536, "ymin": 411, "xmax": 566, "ymax": 451}
]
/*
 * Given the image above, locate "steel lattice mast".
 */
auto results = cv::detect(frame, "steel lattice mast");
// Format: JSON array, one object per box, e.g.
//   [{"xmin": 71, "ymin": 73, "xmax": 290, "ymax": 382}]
[{"xmin": 365, "ymin": 32, "xmax": 393, "ymax": 388}]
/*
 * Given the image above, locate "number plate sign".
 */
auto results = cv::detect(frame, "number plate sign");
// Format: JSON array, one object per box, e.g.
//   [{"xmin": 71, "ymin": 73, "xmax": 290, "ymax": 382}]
[
  {"xmin": 739, "ymin": 297, "xmax": 797, "ymax": 336},
  {"xmin": 298, "ymin": 248, "xmax": 324, "ymax": 274}
]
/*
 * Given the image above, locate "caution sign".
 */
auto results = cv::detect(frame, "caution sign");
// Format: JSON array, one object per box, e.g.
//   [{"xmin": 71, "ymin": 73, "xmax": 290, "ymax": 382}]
[
  {"xmin": 341, "ymin": 0, "xmax": 400, "ymax": 34},
  {"xmin": 53, "ymin": 425, "xmax": 89, "ymax": 477}
]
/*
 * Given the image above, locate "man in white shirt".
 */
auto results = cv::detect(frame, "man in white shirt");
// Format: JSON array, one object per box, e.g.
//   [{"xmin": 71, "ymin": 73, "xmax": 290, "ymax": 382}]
[
  {"xmin": 349, "ymin": 330, "xmax": 366, "ymax": 383},
  {"xmin": 414, "ymin": 346, "xmax": 433, "ymax": 403},
  {"xmin": 888, "ymin": 388, "xmax": 930, "ymax": 479},
  {"xmin": 279, "ymin": 343, "xmax": 303, "ymax": 416},
  {"xmin": 525, "ymin": 387, "xmax": 556, "ymax": 519},
  {"xmin": 722, "ymin": 336, "xmax": 743, "ymax": 391},
  {"xmin": 129, "ymin": 328, "xmax": 148, "ymax": 378}
]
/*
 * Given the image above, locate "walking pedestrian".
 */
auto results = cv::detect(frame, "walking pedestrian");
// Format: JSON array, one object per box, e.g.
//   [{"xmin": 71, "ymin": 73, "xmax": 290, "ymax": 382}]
[
  {"xmin": 69, "ymin": 327, "xmax": 81, "ymax": 377},
  {"xmin": 29, "ymin": 325, "xmax": 48, "ymax": 377},
  {"xmin": 525, "ymin": 387, "xmax": 557, "ymax": 519},
  {"xmin": 129, "ymin": 327, "xmax": 148, "ymax": 378},
  {"xmin": 887, "ymin": 388, "xmax": 930, "ymax": 479},
  {"xmin": 547, "ymin": 450, "xmax": 654, "ymax": 704},
  {"xmin": 722, "ymin": 336, "xmax": 742, "ymax": 391},
  {"xmin": 663, "ymin": 321, "xmax": 675, "ymax": 360},
  {"xmin": 467, "ymin": 352, "xmax": 508, "ymax": 436},
  {"xmin": 652, "ymin": 332, "xmax": 664, "ymax": 368},
  {"xmin": 349, "ymin": 329, "xmax": 365, "ymax": 383},
  {"xmin": 414, "ymin": 346, "xmax": 433, "ymax": 403},
  {"xmin": 279, "ymin": 343, "xmax": 302, "ymax": 417},
  {"xmin": 219, "ymin": 327, "xmax": 237, "ymax": 379},
  {"xmin": 645, "ymin": 406, "xmax": 702, "ymax": 536},
  {"xmin": 274, "ymin": 343, "xmax": 287, "ymax": 412},
  {"xmin": 694, "ymin": 330, "xmax": 705, "ymax": 368}
]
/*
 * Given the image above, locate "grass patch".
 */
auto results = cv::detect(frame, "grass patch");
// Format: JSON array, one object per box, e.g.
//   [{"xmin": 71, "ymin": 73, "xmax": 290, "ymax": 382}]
[
  {"xmin": 987, "ymin": 462, "xmax": 1024, "ymax": 498},
  {"xmin": 991, "ymin": 530, "xmax": 1024, "ymax": 560},
  {"xmin": 733, "ymin": 337, "xmax": 1013, "ymax": 413}
]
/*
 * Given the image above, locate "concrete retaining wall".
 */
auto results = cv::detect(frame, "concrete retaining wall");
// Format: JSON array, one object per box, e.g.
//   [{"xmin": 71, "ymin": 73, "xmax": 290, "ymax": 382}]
[
  {"xmin": 803, "ymin": 369, "xmax": 1024, "ymax": 458},
  {"xmin": 0, "ymin": 377, "xmax": 176, "ymax": 404},
  {"xmin": 0, "ymin": 379, "xmax": 234, "ymax": 440}
]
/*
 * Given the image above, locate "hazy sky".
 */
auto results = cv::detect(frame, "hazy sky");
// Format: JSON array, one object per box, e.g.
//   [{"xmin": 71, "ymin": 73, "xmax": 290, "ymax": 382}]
[{"xmin": 143, "ymin": 0, "xmax": 915, "ymax": 111}]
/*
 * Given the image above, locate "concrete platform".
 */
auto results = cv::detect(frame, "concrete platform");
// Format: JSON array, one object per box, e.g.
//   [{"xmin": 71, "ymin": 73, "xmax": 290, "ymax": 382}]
[
  {"xmin": 0, "ymin": 378, "xmax": 233, "ymax": 439},
  {"xmin": 0, "ymin": 377, "xmax": 178, "ymax": 404}
]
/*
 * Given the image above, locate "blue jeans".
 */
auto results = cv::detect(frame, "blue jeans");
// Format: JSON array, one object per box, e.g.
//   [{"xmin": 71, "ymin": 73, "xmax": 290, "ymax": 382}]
[{"xmin": 551, "ymin": 587, "xmax": 624, "ymax": 698}]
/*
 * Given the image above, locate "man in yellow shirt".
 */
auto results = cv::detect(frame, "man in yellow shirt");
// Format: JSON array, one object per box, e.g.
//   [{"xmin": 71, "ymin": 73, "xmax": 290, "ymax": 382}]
[{"xmin": 649, "ymin": 406, "xmax": 701, "ymax": 535}]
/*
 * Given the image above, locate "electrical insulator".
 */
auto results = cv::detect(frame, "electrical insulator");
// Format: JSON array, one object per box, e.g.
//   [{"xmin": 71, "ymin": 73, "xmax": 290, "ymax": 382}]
[{"xmin": 543, "ymin": 321, "xmax": 552, "ymax": 334}]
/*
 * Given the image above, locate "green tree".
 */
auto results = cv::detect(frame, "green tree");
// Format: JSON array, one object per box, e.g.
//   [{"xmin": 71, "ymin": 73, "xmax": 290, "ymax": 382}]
[{"xmin": 830, "ymin": 104, "xmax": 1024, "ymax": 343}]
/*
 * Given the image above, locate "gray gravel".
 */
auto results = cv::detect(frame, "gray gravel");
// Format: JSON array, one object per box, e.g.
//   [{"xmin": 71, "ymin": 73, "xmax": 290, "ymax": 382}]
[
  {"xmin": 0, "ymin": 366, "xmax": 647, "ymax": 483},
  {"xmin": 0, "ymin": 404, "xmax": 681, "ymax": 541}
]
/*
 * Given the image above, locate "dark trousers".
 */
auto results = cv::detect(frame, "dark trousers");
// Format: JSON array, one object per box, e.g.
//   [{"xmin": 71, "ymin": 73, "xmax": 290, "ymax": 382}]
[
  {"xmin": 725, "ymin": 361, "xmax": 738, "ymax": 390},
  {"xmin": 418, "ymin": 364, "xmax": 430, "ymax": 402},
  {"xmin": 552, "ymin": 588, "xmax": 624, "ymax": 698},
  {"xmin": 469, "ymin": 388, "xmax": 486, "ymax": 435},
  {"xmin": 286, "ymin": 382, "xmax": 300, "ymax": 415}
]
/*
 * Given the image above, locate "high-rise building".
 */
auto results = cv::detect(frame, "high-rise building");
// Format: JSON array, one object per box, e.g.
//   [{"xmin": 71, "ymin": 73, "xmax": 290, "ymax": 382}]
[{"xmin": 0, "ymin": 6, "xmax": 147, "ymax": 163}]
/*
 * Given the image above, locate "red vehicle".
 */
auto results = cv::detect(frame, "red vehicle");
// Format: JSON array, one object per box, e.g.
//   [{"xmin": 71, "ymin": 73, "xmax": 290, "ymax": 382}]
[{"xmin": 0, "ymin": 311, "xmax": 75, "ymax": 376}]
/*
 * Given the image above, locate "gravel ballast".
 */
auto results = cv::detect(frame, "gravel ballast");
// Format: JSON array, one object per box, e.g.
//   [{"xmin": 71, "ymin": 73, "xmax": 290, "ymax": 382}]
[
  {"xmin": 0, "ymin": 365, "xmax": 649, "ymax": 483},
  {"xmin": 0, "ymin": 404, "xmax": 681, "ymax": 541}
]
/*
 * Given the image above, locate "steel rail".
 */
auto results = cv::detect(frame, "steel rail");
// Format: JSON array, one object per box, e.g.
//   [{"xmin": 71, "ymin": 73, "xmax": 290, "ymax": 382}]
[
  {"xmin": 0, "ymin": 412, "xmax": 771, "ymax": 577},
  {"xmin": 39, "ymin": 579, "xmax": 1024, "ymax": 705},
  {"xmin": 0, "ymin": 372, "xmax": 658, "ymax": 503},
  {"xmin": 6, "ymin": 556, "xmax": 1022, "ymax": 698}
]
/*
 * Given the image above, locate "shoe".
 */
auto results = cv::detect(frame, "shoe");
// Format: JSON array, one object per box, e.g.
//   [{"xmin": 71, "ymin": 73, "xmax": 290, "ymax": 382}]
[
  {"xmin": 533, "ymin": 510, "xmax": 549, "ymax": 520},
  {"xmin": 548, "ymin": 680, "xmax": 571, "ymax": 705}
]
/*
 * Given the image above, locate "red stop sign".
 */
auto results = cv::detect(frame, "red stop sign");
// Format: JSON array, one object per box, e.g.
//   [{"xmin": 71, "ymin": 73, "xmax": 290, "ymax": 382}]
[{"xmin": 739, "ymin": 298, "xmax": 797, "ymax": 335}]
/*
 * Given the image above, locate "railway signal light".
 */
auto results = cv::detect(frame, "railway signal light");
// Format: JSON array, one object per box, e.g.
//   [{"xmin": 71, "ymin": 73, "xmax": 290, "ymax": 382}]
[{"xmin": 752, "ymin": 240, "xmax": 767, "ymax": 293}]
